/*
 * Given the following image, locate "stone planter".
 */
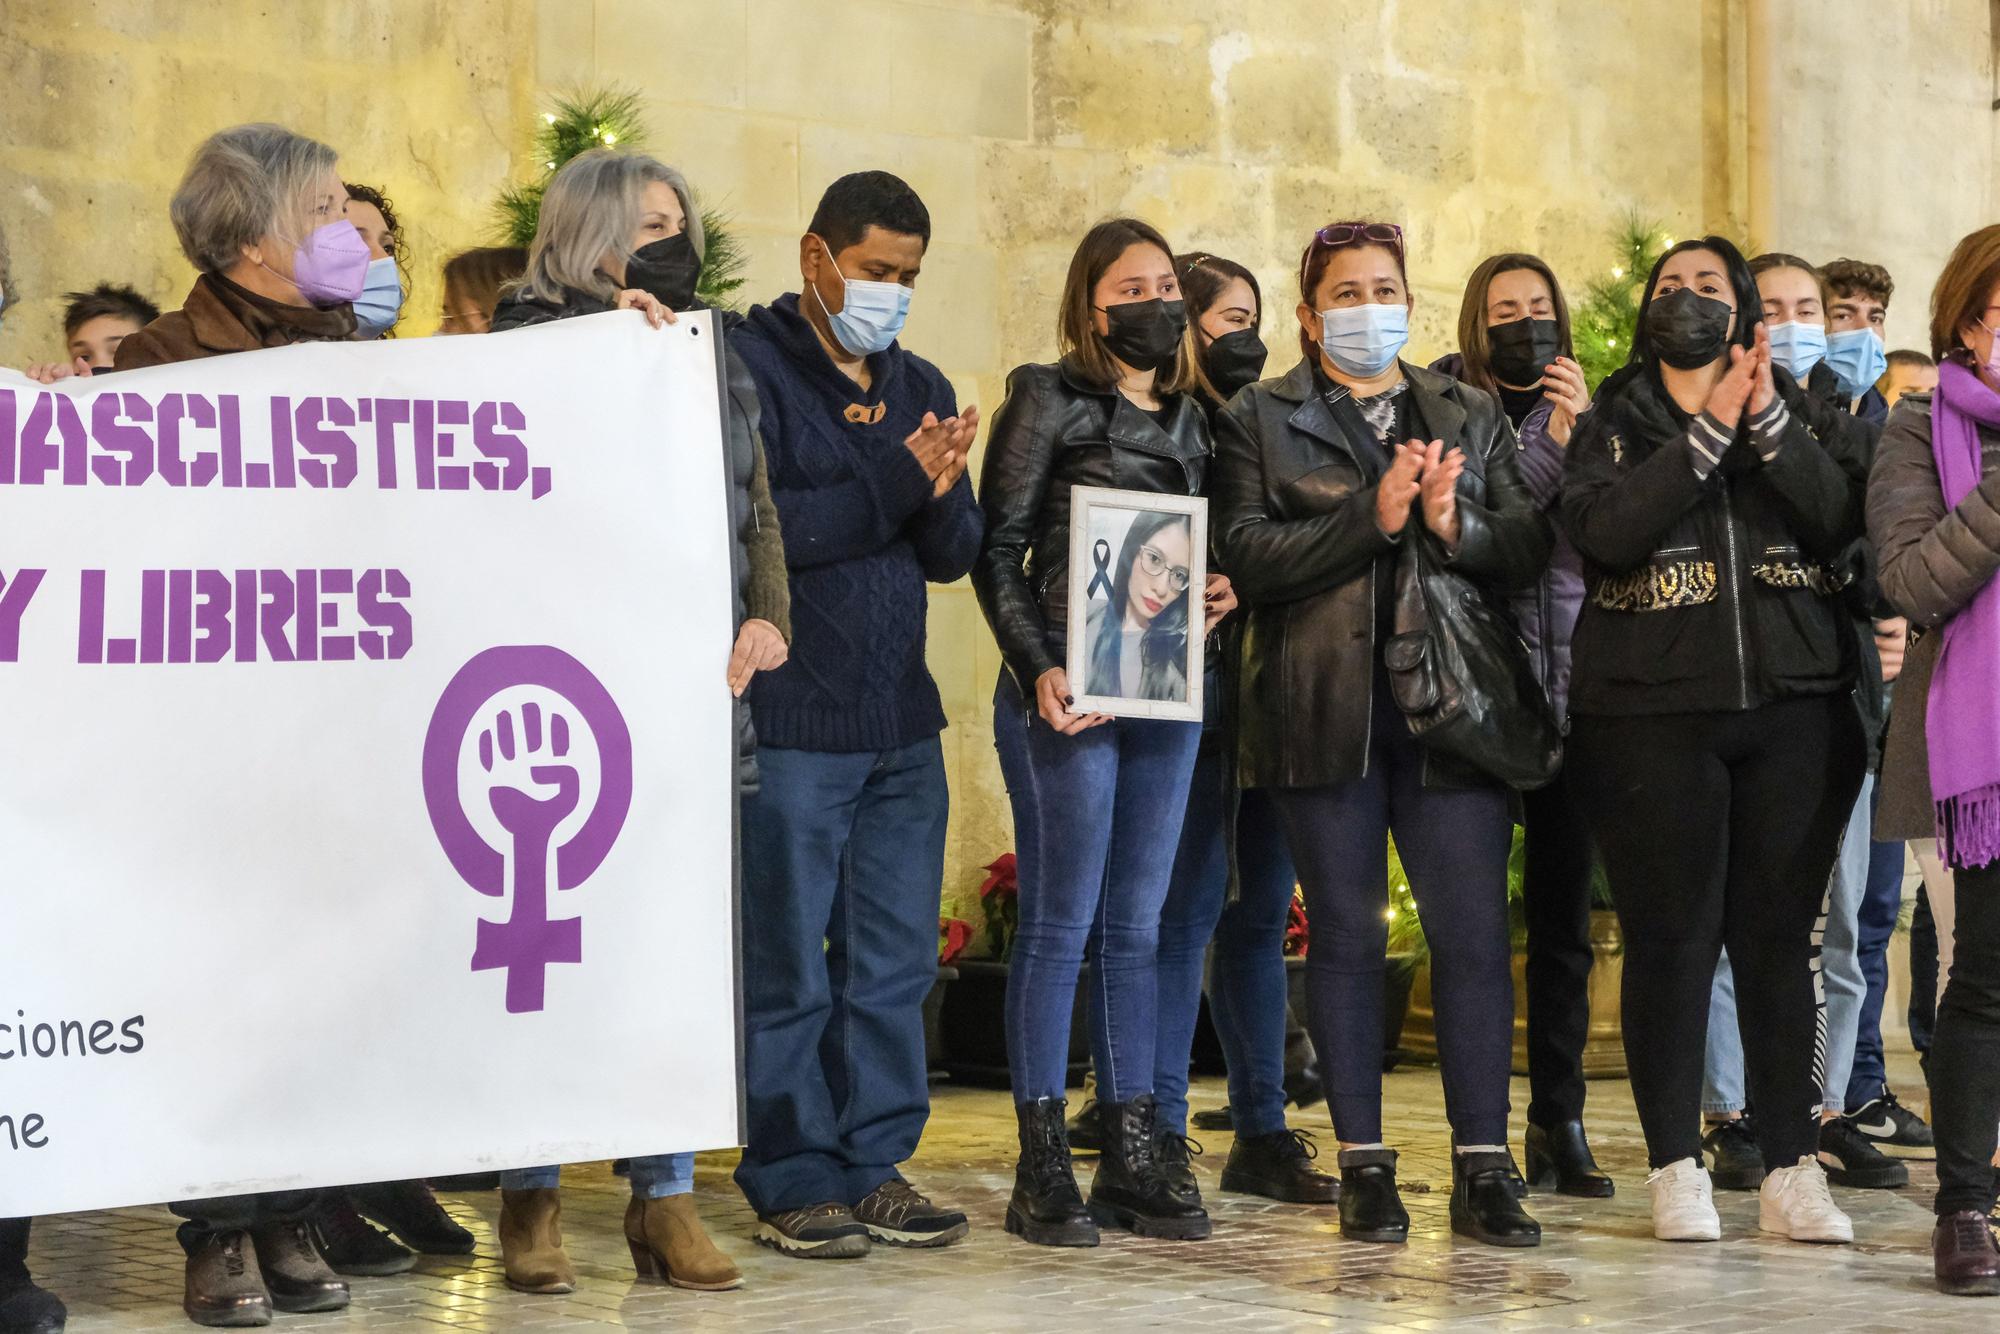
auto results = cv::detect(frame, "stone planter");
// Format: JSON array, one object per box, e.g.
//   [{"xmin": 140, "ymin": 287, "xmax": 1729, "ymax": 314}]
[{"xmin": 1401, "ymin": 910, "xmax": 1627, "ymax": 1078}]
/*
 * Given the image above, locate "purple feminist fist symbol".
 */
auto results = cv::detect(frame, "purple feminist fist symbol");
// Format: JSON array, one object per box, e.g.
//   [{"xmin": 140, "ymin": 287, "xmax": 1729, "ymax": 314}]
[{"xmin": 423, "ymin": 647, "xmax": 633, "ymax": 1013}]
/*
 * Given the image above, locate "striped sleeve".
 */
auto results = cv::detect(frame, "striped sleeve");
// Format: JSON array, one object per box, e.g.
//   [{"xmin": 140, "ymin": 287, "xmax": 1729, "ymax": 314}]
[{"xmin": 1684, "ymin": 411, "xmax": 1734, "ymax": 480}]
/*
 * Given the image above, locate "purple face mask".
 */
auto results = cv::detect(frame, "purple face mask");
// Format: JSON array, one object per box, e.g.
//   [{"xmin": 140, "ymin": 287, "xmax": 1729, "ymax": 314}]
[{"xmin": 288, "ymin": 219, "xmax": 371, "ymax": 306}]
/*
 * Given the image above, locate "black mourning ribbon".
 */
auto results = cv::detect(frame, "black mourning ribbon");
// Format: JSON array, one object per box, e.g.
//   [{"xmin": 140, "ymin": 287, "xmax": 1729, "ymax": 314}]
[{"xmin": 1088, "ymin": 539, "xmax": 1114, "ymax": 600}]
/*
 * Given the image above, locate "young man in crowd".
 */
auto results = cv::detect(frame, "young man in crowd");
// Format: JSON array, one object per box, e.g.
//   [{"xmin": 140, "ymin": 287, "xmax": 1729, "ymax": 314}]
[
  {"xmin": 0, "ymin": 1220, "xmax": 64, "ymax": 1334},
  {"xmin": 1881, "ymin": 348, "xmax": 1939, "ymax": 408},
  {"xmin": 1820, "ymin": 260, "xmax": 1936, "ymax": 1164},
  {"xmin": 64, "ymin": 283, "xmax": 160, "ymax": 370},
  {"xmin": 729, "ymin": 172, "xmax": 983, "ymax": 1259}
]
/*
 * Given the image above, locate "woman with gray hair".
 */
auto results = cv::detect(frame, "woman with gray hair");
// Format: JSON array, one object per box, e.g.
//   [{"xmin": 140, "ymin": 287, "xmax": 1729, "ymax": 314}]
[
  {"xmin": 485, "ymin": 149, "xmax": 783, "ymax": 1297},
  {"xmin": 113, "ymin": 124, "xmax": 365, "ymax": 1330},
  {"xmin": 115, "ymin": 123, "xmax": 366, "ymax": 372}
]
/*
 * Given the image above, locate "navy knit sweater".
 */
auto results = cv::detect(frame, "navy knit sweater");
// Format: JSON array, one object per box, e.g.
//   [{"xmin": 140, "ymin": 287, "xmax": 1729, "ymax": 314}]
[{"xmin": 732, "ymin": 293, "xmax": 984, "ymax": 752}]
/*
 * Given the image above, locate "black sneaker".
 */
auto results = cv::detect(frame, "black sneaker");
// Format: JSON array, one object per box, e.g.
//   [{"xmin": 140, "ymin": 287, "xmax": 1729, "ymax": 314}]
[
  {"xmin": 851, "ymin": 1179, "xmax": 968, "ymax": 1248},
  {"xmin": 1701, "ymin": 1117, "xmax": 1765, "ymax": 1191},
  {"xmin": 348, "ymin": 1181, "xmax": 476, "ymax": 1256},
  {"xmin": 1067, "ymin": 1098, "xmax": 1107, "ymax": 1154},
  {"xmin": 1818, "ymin": 1116, "xmax": 1911, "ymax": 1189},
  {"xmin": 1848, "ymin": 1090, "xmax": 1936, "ymax": 1160},
  {"xmin": 752, "ymin": 1202, "xmax": 871, "ymax": 1259},
  {"xmin": 310, "ymin": 1200, "xmax": 417, "ymax": 1277}
]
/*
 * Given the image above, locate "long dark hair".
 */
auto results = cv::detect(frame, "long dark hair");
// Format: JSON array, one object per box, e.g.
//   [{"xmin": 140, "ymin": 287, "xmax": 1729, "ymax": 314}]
[
  {"xmin": 1087, "ymin": 510, "xmax": 1192, "ymax": 701},
  {"xmin": 1627, "ymin": 235, "xmax": 1761, "ymax": 370},
  {"xmin": 1177, "ymin": 250, "xmax": 1261, "ymax": 402},
  {"xmin": 1455, "ymin": 253, "xmax": 1573, "ymax": 394}
]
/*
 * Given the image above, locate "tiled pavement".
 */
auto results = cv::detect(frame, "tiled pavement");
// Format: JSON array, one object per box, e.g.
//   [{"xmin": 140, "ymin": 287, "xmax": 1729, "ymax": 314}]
[{"xmin": 29, "ymin": 1054, "xmax": 1976, "ymax": 1331}]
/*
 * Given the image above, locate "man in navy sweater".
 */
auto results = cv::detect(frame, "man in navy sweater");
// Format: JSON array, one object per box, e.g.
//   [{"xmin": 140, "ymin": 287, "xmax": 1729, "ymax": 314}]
[{"xmin": 730, "ymin": 172, "xmax": 983, "ymax": 1258}]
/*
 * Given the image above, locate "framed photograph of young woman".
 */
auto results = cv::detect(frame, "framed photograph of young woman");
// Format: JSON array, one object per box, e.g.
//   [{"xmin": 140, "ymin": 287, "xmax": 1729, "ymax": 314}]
[{"xmin": 1066, "ymin": 486, "xmax": 1208, "ymax": 722}]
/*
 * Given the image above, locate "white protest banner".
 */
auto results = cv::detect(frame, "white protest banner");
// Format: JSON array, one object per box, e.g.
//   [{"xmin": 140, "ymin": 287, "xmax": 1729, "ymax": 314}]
[{"xmin": 0, "ymin": 311, "xmax": 740, "ymax": 1217}]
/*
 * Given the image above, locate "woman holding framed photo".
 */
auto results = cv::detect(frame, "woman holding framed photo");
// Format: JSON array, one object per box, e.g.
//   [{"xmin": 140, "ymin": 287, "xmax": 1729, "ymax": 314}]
[
  {"xmin": 1211, "ymin": 220, "xmax": 1551, "ymax": 1248},
  {"xmin": 974, "ymin": 217, "xmax": 1236, "ymax": 1248}
]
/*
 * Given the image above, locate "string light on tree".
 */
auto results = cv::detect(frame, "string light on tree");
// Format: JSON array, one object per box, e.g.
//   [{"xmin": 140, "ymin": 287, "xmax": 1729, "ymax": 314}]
[{"xmin": 1572, "ymin": 211, "xmax": 1671, "ymax": 388}]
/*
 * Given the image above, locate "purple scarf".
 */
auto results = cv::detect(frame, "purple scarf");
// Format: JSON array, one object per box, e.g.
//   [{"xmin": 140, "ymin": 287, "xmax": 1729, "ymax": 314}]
[{"xmin": 1928, "ymin": 360, "xmax": 2000, "ymax": 868}]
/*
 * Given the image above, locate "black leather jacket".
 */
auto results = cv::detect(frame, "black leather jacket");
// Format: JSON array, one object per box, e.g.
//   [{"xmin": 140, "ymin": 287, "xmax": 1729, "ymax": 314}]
[
  {"xmin": 1212, "ymin": 358, "xmax": 1552, "ymax": 790},
  {"xmin": 973, "ymin": 358, "xmax": 1211, "ymax": 692}
]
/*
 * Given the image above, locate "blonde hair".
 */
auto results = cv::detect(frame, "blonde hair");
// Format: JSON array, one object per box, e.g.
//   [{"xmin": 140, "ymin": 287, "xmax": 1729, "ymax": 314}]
[{"xmin": 519, "ymin": 150, "xmax": 703, "ymax": 306}]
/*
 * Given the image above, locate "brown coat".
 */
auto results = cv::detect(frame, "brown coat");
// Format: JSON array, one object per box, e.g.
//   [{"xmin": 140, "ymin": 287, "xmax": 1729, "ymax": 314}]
[
  {"xmin": 1867, "ymin": 390, "xmax": 2000, "ymax": 839},
  {"xmin": 116, "ymin": 273, "xmax": 355, "ymax": 369}
]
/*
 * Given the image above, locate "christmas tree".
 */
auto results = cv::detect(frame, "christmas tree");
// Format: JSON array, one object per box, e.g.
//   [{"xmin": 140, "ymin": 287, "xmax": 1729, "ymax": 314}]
[
  {"xmin": 495, "ymin": 87, "xmax": 748, "ymax": 311},
  {"xmin": 1570, "ymin": 213, "xmax": 1673, "ymax": 388}
]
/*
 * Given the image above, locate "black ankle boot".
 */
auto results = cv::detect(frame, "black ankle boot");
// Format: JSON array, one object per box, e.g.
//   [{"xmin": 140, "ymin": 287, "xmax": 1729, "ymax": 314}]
[
  {"xmin": 1524, "ymin": 1120, "xmax": 1615, "ymax": 1198},
  {"xmin": 1151, "ymin": 1127, "xmax": 1204, "ymax": 1206},
  {"xmin": 1007, "ymin": 1098, "xmax": 1099, "ymax": 1247},
  {"xmin": 1450, "ymin": 1150, "xmax": 1542, "ymax": 1247},
  {"xmin": 1088, "ymin": 1095, "xmax": 1212, "ymax": 1240},
  {"xmin": 1337, "ymin": 1148, "xmax": 1409, "ymax": 1243}
]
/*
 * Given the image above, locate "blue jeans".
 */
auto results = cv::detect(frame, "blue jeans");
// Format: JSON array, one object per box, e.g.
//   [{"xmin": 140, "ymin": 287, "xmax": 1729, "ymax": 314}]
[
  {"xmin": 1846, "ymin": 830, "xmax": 1908, "ymax": 1107},
  {"xmin": 1704, "ymin": 772, "xmax": 1873, "ymax": 1114},
  {"xmin": 500, "ymin": 1155, "xmax": 693, "ymax": 1199},
  {"xmin": 733, "ymin": 739, "xmax": 949, "ymax": 1216},
  {"xmin": 1057, "ymin": 671, "xmax": 1298, "ymax": 1138},
  {"xmin": 998, "ymin": 682, "xmax": 1202, "ymax": 1104}
]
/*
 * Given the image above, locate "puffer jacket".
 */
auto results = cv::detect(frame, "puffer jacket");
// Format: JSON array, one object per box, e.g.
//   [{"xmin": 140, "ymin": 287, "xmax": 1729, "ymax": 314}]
[
  {"xmin": 1868, "ymin": 390, "xmax": 2000, "ymax": 836},
  {"xmin": 1212, "ymin": 357, "xmax": 1552, "ymax": 790},
  {"xmin": 492, "ymin": 288, "xmax": 789, "ymax": 791},
  {"xmin": 1561, "ymin": 362, "xmax": 1869, "ymax": 717},
  {"xmin": 1430, "ymin": 353, "xmax": 1583, "ymax": 723},
  {"xmin": 973, "ymin": 357, "xmax": 1210, "ymax": 694}
]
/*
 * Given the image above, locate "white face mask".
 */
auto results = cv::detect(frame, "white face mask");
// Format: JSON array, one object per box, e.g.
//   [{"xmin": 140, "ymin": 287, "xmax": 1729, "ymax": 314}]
[{"xmin": 810, "ymin": 237, "xmax": 912, "ymax": 356}]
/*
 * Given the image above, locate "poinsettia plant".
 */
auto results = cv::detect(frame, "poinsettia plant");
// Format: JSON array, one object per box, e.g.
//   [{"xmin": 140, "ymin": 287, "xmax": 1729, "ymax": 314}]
[
  {"xmin": 1283, "ymin": 885, "xmax": 1309, "ymax": 957},
  {"xmin": 938, "ymin": 917, "xmax": 974, "ymax": 966},
  {"xmin": 980, "ymin": 853, "xmax": 1019, "ymax": 961}
]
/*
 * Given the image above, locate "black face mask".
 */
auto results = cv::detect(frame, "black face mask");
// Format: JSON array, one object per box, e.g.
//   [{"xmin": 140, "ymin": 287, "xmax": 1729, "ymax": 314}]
[
  {"xmin": 1487, "ymin": 316, "xmax": 1562, "ymax": 388},
  {"xmin": 1646, "ymin": 287, "xmax": 1735, "ymax": 370},
  {"xmin": 1099, "ymin": 298, "xmax": 1187, "ymax": 373},
  {"xmin": 625, "ymin": 233, "xmax": 703, "ymax": 311},
  {"xmin": 1202, "ymin": 327, "xmax": 1268, "ymax": 399}
]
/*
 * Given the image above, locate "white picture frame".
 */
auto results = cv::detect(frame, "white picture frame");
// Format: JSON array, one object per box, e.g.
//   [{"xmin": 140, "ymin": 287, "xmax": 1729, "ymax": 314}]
[{"xmin": 1066, "ymin": 486, "xmax": 1208, "ymax": 722}]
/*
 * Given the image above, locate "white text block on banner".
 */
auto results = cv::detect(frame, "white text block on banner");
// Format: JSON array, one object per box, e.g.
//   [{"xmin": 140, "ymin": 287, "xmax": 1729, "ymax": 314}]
[{"xmin": 0, "ymin": 310, "xmax": 740, "ymax": 1217}]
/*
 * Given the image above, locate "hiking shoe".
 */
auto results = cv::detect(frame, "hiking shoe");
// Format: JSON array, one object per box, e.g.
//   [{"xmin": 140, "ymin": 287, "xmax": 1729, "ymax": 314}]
[
  {"xmin": 1849, "ymin": 1090, "xmax": 1936, "ymax": 1160},
  {"xmin": 183, "ymin": 1230, "xmax": 273, "ymax": 1328},
  {"xmin": 852, "ymin": 1179, "xmax": 968, "ymax": 1248},
  {"xmin": 1818, "ymin": 1116, "xmax": 1911, "ymax": 1189},
  {"xmin": 248, "ymin": 1221, "xmax": 349, "ymax": 1315},
  {"xmin": 752, "ymin": 1203, "xmax": 871, "ymax": 1259},
  {"xmin": 1701, "ymin": 1117, "xmax": 1764, "ymax": 1190}
]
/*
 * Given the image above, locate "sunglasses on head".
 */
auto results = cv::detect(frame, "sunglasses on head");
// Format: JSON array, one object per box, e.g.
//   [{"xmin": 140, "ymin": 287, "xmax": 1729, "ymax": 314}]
[{"xmin": 1313, "ymin": 222, "xmax": 1404, "ymax": 251}]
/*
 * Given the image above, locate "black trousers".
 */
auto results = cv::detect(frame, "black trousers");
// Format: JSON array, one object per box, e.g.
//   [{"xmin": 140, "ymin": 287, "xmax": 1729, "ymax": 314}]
[
  {"xmin": 1910, "ymin": 881, "xmax": 1938, "ymax": 1065},
  {"xmin": 1931, "ymin": 860, "xmax": 2000, "ymax": 1216},
  {"xmin": 0, "ymin": 1218, "xmax": 28, "ymax": 1288},
  {"xmin": 1570, "ymin": 694, "xmax": 1864, "ymax": 1171},
  {"xmin": 1520, "ymin": 762, "xmax": 1598, "ymax": 1126}
]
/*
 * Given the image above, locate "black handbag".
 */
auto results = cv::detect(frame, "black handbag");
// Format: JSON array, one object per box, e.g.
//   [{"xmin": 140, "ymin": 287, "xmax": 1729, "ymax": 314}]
[{"xmin": 1383, "ymin": 530, "xmax": 1562, "ymax": 790}]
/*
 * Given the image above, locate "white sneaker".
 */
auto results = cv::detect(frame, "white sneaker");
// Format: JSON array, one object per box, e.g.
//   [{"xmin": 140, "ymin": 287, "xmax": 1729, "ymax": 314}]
[
  {"xmin": 1647, "ymin": 1158, "xmax": 1721, "ymax": 1241},
  {"xmin": 1758, "ymin": 1155, "xmax": 1853, "ymax": 1243}
]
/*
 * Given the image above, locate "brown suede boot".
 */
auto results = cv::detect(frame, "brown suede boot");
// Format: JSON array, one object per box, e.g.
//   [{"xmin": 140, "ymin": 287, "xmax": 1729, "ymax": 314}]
[
  {"xmin": 624, "ymin": 1195, "xmax": 743, "ymax": 1291},
  {"xmin": 498, "ymin": 1189, "xmax": 575, "ymax": 1294}
]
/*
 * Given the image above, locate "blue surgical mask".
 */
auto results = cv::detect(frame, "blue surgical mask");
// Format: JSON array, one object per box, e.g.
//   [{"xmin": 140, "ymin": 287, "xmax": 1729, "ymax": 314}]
[
  {"xmin": 352, "ymin": 255, "xmax": 403, "ymax": 338},
  {"xmin": 1765, "ymin": 320, "xmax": 1828, "ymax": 381},
  {"xmin": 812, "ymin": 238, "xmax": 911, "ymax": 356},
  {"xmin": 1824, "ymin": 326, "xmax": 1888, "ymax": 401},
  {"xmin": 1318, "ymin": 302, "xmax": 1409, "ymax": 379}
]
